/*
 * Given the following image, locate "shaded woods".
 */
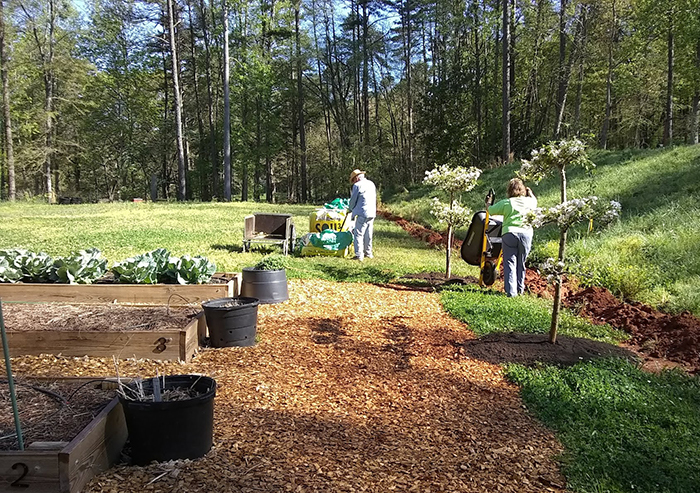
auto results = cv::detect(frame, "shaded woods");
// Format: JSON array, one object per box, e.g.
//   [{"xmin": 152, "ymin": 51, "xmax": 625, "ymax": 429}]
[{"xmin": 1, "ymin": 0, "xmax": 699, "ymax": 203}]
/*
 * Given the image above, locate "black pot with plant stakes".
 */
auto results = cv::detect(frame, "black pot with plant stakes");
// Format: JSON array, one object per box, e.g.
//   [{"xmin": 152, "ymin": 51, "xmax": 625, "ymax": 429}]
[
  {"xmin": 118, "ymin": 374, "xmax": 217, "ymax": 465},
  {"xmin": 241, "ymin": 254, "xmax": 289, "ymax": 304},
  {"xmin": 201, "ymin": 296, "xmax": 260, "ymax": 347}
]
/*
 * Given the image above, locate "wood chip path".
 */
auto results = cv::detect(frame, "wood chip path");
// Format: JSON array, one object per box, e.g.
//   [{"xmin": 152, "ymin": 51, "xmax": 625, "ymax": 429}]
[{"xmin": 9, "ymin": 279, "xmax": 567, "ymax": 492}]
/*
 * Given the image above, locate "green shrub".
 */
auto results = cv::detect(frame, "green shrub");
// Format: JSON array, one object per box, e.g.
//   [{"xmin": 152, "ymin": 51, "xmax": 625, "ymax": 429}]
[{"xmin": 253, "ymin": 254, "xmax": 289, "ymax": 271}]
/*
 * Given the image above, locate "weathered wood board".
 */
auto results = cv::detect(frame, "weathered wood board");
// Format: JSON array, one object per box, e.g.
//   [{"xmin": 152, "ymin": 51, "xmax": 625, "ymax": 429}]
[
  {"xmin": 0, "ymin": 398, "xmax": 127, "ymax": 493},
  {"xmin": 5, "ymin": 313, "xmax": 206, "ymax": 362},
  {"xmin": 0, "ymin": 273, "xmax": 241, "ymax": 306}
]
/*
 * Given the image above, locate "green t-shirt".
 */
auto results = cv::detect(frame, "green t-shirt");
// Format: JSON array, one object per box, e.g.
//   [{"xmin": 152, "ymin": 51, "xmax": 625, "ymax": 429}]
[{"xmin": 488, "ymin": 196, "xmax": 538, "ymax": 234}]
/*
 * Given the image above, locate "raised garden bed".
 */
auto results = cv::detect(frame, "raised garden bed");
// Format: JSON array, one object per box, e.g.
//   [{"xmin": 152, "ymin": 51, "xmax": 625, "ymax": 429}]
[
  {"xmin": 2, "ymin": 304, "xmax": 207, "ymax": 362},
  {"xmin": 0, "ymin": 273, "xmax": 241, "ymax": 307},
  {"xmin": 0, "ymin": 378, "xmax": 127, "ymax": 493}
]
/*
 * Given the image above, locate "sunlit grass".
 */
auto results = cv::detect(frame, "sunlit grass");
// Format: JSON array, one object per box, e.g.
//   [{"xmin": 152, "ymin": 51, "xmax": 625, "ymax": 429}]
[
  {"xmin": 506, "ymin": 359, "xmax": 700, "ymax": 493},
  {"xmin": 441, "ymin": 285, "xmax": 626, "ymax": 345},
  {"xmin": 0, "ymin": 201, "xmax": 479, "ymax": 282}
]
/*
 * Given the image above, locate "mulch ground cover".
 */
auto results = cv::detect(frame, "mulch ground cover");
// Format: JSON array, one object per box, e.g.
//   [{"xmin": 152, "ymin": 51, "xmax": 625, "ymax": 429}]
[{"xmin": 3, "ymin": 280, "xmax": 567, "ymax": 492}]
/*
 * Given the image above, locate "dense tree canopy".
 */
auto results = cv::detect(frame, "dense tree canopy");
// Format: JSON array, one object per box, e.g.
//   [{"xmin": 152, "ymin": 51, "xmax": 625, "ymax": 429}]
[{"xmin": 1, "ymin": 0, "xmax": 699, "ymax": 203}]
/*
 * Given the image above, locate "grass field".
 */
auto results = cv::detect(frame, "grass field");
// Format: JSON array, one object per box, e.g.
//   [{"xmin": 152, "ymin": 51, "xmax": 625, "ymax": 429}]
[
  {"xmin": 385, "ymin": 145, "xmax": 700, "ymax": 316},
  {"xmin": 0, "ymin": 200, "xmax": 478, "ymax": 283}
]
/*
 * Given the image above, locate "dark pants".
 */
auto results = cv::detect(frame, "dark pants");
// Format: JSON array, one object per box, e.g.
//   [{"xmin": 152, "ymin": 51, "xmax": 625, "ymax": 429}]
[{"xmin": 502, "ymin": 231, "xmax": 533, "ymax": 297}]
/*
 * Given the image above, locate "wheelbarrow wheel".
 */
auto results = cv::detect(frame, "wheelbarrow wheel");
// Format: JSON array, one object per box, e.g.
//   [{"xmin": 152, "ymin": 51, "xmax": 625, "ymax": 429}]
[{"xmin": 481, "ymin": 260, "xmax": 497, "ymax": 286}]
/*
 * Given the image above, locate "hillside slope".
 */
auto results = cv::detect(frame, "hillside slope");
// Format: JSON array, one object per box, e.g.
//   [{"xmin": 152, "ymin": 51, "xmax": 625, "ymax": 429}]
[{"xmin": 384, "ymin": 145, "xmax": 700, "ymax": 316}]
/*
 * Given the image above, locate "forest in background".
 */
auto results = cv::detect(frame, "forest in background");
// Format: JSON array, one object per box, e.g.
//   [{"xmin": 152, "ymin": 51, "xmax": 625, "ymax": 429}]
[{"xmin": 0, "ymin": 0, "xmax": 699, "ymax": 204}]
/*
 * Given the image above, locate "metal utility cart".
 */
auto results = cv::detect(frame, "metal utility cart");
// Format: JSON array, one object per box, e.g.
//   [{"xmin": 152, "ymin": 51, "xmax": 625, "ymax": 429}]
[{"xmin": 242, "ymin": 213, "xmax": 296, "ymax": 255}]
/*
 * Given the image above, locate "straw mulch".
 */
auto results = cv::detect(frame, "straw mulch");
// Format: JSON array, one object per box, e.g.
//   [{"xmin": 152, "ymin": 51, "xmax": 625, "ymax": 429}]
[{"xmin": 8, "ymin": 279, "xmax": 566, "ymax": 492}]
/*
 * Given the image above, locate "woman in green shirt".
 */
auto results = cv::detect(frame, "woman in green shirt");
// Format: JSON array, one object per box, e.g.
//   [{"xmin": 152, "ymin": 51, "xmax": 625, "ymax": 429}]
[{"xmin": 488, "ymin": 178, "xmax": 537, "ymax": 297}]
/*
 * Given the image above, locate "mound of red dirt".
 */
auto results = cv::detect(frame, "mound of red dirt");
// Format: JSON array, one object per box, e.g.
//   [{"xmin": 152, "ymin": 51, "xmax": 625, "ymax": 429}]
[{"xmin": 566, "ymin": 287, "xmax": 700, "ymax": 372}]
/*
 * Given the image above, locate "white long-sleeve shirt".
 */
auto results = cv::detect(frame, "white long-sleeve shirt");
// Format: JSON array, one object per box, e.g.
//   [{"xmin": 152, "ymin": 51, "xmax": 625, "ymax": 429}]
[{"xmin": 349, "ymin": 176, "xmax": 377, "ymax": 219}]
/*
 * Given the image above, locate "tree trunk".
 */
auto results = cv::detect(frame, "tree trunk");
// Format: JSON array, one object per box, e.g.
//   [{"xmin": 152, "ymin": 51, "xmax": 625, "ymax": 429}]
[
  {"xmin": 600, "ymin": 0, "xmax": 616, "ymax": 149},
  {"xmin": 472, "ymin": 0, "xmax": 482, "ymax": 160},
  {"xmin": 549, "ymin": 166, "xmax": 569, "ymax": 344},
  {"xmin": 403, "ymin": 1, "xmax": 414, "ymax": 180},
  {"xmin": 222, "ymin": 0, "xmax": 231, "ymax": 201},
  {"xmin": 198, "ymin": 0, "xmax": 218, "ymax": 198},
  {"xmin": 573, "ymin": 5, "xmax": 590, "ymax": 136},
  {"xmin": 186, "ymin": 0, "xmax": 206, "ymax": 200},
  {"xmin": 311, "ymin": 0, "xmax": 333, "ymax": 194},
  {"xmin": 167, "ymin": 0, "xmax": 187, "ymax": 201},
  {"xmin": 663, "ymin": 24, "xmax": 674, "ymax": 146},
  {"xmin": 554, "ymin": 0, "xmax": 568, "ymax": 138},
  {"xmin": 295, "ymin": 4, "xmax": 307, "ymax": 202},
  {"xmin": 549, "ymin": 227, "xmax": 567, "ymax": 344},
  {"xmin": 0, "ymin": 0, "xmax": 15, "ymax": 201},
  {"xmin": 361, "ymin": 0, "xmax": 369, "ymax": 147},
  {"xmin": 502, "ymin": 0, "xmax": 511, "ymax": 162}
]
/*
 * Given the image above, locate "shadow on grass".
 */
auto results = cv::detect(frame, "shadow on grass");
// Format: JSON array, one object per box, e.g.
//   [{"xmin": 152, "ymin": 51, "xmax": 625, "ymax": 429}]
[
  {"xmin": 315, "ymin": 263, "xmax": 397, "ymax": 283},
  {"xmin": 211, "ymin": 243, "xmax": 281, "ymax": 255}
]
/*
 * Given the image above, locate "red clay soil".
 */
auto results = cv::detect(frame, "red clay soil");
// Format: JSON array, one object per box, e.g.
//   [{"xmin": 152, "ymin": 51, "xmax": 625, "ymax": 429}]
[
  {"xmin": 378, "ymin": 209, "xmax": 454, "ymax": 248},
  {"xmin": 382, "ymin": 210, "xmax": 700, "ymax": 374},
  {"xmin": 565, "ymin": 287, "xmax": 700, "ymax": 372}
]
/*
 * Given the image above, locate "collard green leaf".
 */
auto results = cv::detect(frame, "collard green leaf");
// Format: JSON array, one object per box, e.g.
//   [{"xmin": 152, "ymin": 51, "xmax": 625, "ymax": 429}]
[
  {"xmin": 0, "ymin": 256, "xmax": 22, "ymax": 283},
  {"xmin": 165, "ymin": 255, "xmax": 216, "ymax": 284},
  {"xmin": 0, "ymin": 249, "xmax": 55, "ymax": 282},
  {"xmin": 112, "ymin": 250, "xmax": 170, "ymax": 284},
  {"xmin": 53, "ymin": 248, "xmax": 108, "ymax": 284}
]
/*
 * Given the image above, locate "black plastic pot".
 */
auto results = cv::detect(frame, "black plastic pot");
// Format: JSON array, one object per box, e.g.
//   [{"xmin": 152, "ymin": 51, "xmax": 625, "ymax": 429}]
[
  {"xmin": 119, "ymin": 374, "xmax": 216, "ymax": 466},
  {"xmin": 240, "ymin": 267, "xmax": 289, "ymax": 304},
  {"xmin": 202, "ymin": 296, "xmax": 259, "ymax": 347}
]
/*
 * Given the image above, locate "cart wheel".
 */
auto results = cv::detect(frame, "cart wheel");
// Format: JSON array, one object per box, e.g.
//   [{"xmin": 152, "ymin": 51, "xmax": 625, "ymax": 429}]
[{"xmin": 482, "ymin": 261, "xmax": 496, "ymax": 286}]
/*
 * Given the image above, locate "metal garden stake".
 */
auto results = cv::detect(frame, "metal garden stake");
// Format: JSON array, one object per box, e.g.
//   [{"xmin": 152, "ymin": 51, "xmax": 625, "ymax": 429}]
[{"xmin": 0, "ymin": 299, "xmax": 24, "ymax": 450}]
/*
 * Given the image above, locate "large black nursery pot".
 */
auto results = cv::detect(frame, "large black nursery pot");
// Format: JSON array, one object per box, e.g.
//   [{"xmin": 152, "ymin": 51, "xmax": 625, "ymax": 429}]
[
  {"xmin": 119, "ymin": 374, "xmax": 216, "ymax": 466},
  {"xmin": 240, "ymin": 267, "xmax": 289, "ymax": 304},
  {"xmin": 202, "ymin": 296, "xmax": 259, "ymax": 347}
]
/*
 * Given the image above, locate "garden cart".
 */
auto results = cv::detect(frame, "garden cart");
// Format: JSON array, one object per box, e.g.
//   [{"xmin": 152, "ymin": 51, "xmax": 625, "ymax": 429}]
[{"xmin": 460, "ymin": 189, "xmax": 503, "ymax": 286}]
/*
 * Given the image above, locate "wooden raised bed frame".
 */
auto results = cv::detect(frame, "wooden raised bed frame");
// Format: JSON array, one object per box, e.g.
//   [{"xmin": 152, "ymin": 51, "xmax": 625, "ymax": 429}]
[
  {"xmin": 5, "ymin": 314, "xmax": 207, "ymax": 362},
  {"xmin": 0, "ymin": 396, "xmax": 127, "ymax": 493},
  {"xmin": 0, "ymin": 274, "xmax": 240, "ymax": 362},
  {"xmin": 0, "ymin": 273, "xmax": 241, "ymax": 307}
]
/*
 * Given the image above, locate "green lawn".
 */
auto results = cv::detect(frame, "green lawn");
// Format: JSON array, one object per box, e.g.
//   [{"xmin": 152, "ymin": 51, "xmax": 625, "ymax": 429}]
[
  {"xmin": 0, "ymin": 200, "xmax": 478, "ymax": 283},
  {"xmin": 506, "ymin": 359, "xmax": 700, "ymax": 493}
]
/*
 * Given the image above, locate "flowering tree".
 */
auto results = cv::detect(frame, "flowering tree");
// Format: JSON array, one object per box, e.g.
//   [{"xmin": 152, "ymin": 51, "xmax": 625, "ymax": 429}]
[
  {"xmin": 520, "ymin": 140, "xmax": 621, "ymax": 343},
  {"xmin": 424, "ymin": 165, "xmax": 482, "ymax": 278}
]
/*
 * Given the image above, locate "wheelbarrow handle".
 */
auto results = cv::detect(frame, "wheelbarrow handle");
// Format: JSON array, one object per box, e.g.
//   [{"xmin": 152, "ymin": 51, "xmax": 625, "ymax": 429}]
[{"xmin": 485, "ymin": 188, "xmax": 496, "ymax": 207}]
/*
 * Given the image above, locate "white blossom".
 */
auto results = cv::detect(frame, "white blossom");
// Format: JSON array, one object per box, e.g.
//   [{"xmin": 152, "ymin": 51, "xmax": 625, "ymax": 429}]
[
  {"xmin": 517, "ymin": 139, "xmax": 593, "ymax": 184},
  {"xmin": 424, "ymin": 165, "xmax": 482, "ymax": 194},
  {"xmin": 538, "ymin": 257, "xmax": 568, "ymax": 284},
  {"xmin": 525, "ymin": 196, "xmax": 621, "ymax": 230},
  {"xmin": 430, "ymin": 198, "xmax": 472, "ymax": 228}
]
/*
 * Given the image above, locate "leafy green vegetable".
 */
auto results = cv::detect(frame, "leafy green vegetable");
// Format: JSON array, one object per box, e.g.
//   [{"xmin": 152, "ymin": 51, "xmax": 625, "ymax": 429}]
[
  {"xmin": 0, "ymin": 254, "xmax": 22, "ymax": 283},
  {"xmin": 253, "ymin": 254, "xmax": 288, "ymax": 271},
  {"xmin": 53, "ymin": 248, "xmax": 108, "ymax": 284},
  {"xmin": 113, "ymin": 249, "xmax": 215, "ymax": 284},
  {"xmin": 0, "ymin": 249, "xmax": 55, "ymax": 282},
  {"xmin": 112, "ymin": 249, "xmax": 172, "ymax": 284},
  {"xmin": 165, "ymin": 255, "xmax": 216, "ymax": 284}
]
